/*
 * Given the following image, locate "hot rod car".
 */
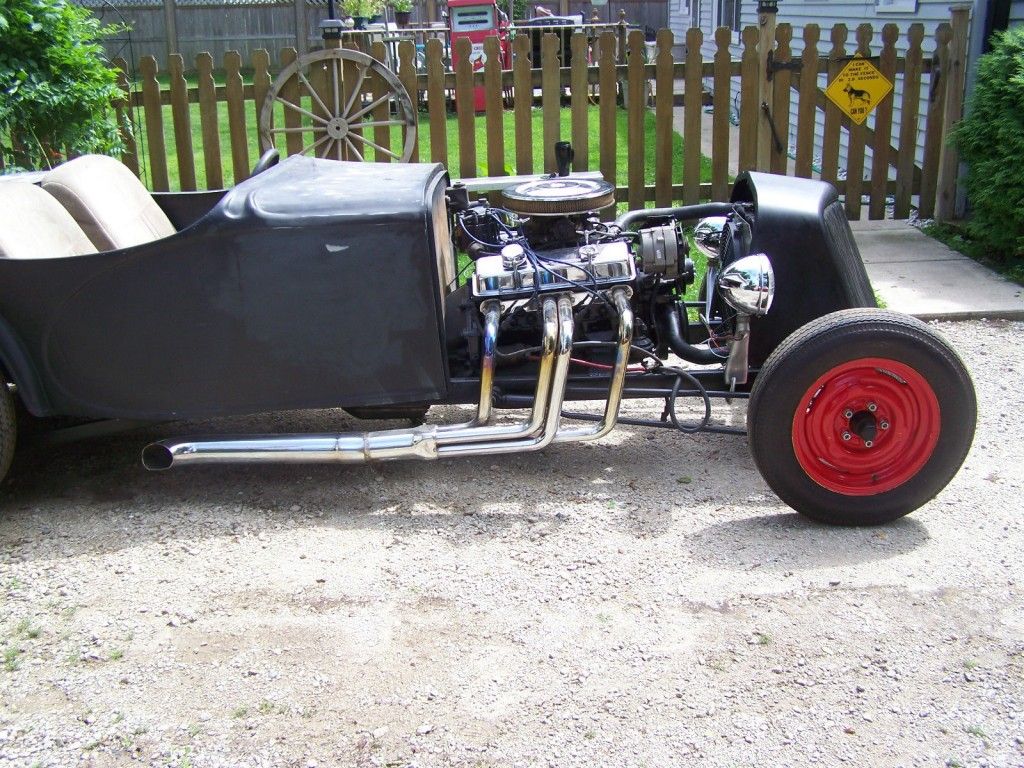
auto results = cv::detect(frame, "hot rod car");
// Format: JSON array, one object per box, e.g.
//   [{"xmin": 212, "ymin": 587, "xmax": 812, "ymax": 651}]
[{"xmin": 0, "ymin": 149, "xmax": 975, "ymax": 525}]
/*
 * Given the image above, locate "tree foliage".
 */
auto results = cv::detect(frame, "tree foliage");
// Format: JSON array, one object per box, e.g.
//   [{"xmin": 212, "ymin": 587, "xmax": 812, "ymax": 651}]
[
  {"xmin": 952, "ymin": 26, "xmax": 1024, "ymax": 262},
  {"xmin": 0, "ymin": 0, "xmax": 125, "ymax": 170}
]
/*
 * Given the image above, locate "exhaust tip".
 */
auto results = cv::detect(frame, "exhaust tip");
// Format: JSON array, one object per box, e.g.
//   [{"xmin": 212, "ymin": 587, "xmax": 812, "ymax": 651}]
[{"xmin": 141, "ymin": 444, "xmax": 173, "ymax": 471}]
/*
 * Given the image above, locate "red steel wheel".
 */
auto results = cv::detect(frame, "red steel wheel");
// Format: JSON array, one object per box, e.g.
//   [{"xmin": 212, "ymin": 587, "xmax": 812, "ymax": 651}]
[
  {"xmin": 748, "ymin": 310, "xmax": 975, "ymax": 525},
  {"xmin": 791, "ymin": 357, "xmax": 940, "ymax": 496}
]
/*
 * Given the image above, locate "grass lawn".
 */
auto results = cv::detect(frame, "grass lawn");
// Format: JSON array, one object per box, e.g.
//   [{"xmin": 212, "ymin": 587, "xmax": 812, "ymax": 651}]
[{"xmin": 133, "ymin": 100, "xmax": 711, "ymax": 199}]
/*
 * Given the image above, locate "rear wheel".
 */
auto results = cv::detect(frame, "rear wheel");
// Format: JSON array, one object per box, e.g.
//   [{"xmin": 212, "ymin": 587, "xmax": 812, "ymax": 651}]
[{"xmin": 747, "ymin": 309, "xmax": 976, "ymax": 525}]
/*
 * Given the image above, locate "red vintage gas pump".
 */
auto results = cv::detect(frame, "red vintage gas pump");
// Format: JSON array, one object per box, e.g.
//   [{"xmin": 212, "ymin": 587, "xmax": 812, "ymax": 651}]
[{"xmin": 448, "ymin": 0, "xmax": 511, "ymax": 111}]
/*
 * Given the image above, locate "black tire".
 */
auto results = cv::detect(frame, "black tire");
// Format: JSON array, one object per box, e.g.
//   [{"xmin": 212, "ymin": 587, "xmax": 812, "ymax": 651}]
[
  {"xmin": 747, "ymin": 309, "xmax": 976, "ymax": 525},
  {"xmin": 0, "ymin": 382, "xmax": 15, "ymax": 484}
]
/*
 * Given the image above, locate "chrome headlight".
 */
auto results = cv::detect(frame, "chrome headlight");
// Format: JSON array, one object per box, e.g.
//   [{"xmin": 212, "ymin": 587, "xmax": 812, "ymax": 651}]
[
  {"xmin": 717, "ymin": 253, "xmax": 774, "ymax": 316},
  {"xmin": 693, "ymin": 216, "xmax": 728, "ymax": 261}
]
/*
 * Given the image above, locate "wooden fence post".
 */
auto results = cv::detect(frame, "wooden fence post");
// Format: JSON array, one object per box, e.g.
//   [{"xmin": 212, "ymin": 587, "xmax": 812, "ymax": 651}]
[
  {"xmin": 626, "ymin": 30, "xmax": 645, "ymax": 209},
  {"xmin": 683, "ymin": 27, "xmax": 702, "ymax": 204},
  {"xmin": 738, "ymin": 26, "xmax": 760, "ymax": 174},
  {"xmin": 654, "ymin": 28, "xmax": 675, "ymax": 207},
  {"xmin": 935, "ymin": 4, "xmax": 971, "ymax": 222},
  {"xmin": 755, "ymin": 1, "xmax": 777, "ymax": 171},
  {"xmin": 163, "ymin": 0, "xmax": 179, "ymax": 65},
  {"xmin": 844, "ymin": 23, "xmax": 872, "ymax": 220},
  {"xmin": 769, "ymin": 23, "xmax": 792, "ymax": 175},
  {"xmin": 293, "ymin": 0, "xmax": 308, "ymax": 58},
  {"xmin": 541, "ymin": 33, "xmax": 561, "ymax": 173},
  {"xmin": 112, "ymin": 57, "xmax": 139, "ymax": 177},
  {"xmin": 139, "ymin": 56, "xmax": 169, "ymax": 192},
  {"xmin": 168, "ymin": 53, "xmax": 196, "ymax": 191},
  {"xmin": 894, "ymin": 24, "xmax": 924, "ymax": 219},
  {"xmin": 793, "ymin": 24, "xmax": 819, "ymax": 179},
  {"xmin": 617, "ymin": 10, "xmax": 628, "ymax": 66},
  {"xmin": 711, "ymin": 27, "xmax": 732, "ymax": 200}
]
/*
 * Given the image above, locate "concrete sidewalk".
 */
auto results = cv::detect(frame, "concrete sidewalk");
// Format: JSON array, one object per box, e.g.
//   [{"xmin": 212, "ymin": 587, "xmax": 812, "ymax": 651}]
[{"xmin": 852, "ymin": 220, "xmax": 1024, "ymax": 321}]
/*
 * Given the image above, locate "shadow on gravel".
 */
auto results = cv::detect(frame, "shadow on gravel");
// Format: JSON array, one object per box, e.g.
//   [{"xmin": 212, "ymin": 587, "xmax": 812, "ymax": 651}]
[
  {"xmin": 0, "ymin": 406, "xmax": 925, "ymax": 574},
  {"xmin": 690, "ymin": 512, "xmax": 930, "ymax": 571}
]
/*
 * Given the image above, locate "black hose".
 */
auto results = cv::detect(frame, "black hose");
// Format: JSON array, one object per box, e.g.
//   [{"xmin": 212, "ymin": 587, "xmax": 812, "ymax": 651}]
[
  {"xmin": 614, "ymin": 202, "xmax": 735, "ymax": 231},
  {"xmin": 653, "ymin": 303, "xmax": 723, "ymax": 365}
]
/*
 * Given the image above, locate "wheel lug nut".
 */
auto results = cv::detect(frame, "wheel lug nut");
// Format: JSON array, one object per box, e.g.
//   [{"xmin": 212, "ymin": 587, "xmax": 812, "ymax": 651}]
[
  {"xmin": 842, "ymin": 431, "xmax": 852, "ymax": 441},
  {"xmin": 880, "ymin": 420, "xmax": 890, "ymax": 430},
  {"xmin": 843, "ymin": 409, "xmax": 854, "ymax": 419},
  {"xmin": 867, "ymin": 402, "xmax": 877, "ymax": 412},
  {"xmin": 864, "ymin": 440, "xmax": 874, "ymax": 448}
]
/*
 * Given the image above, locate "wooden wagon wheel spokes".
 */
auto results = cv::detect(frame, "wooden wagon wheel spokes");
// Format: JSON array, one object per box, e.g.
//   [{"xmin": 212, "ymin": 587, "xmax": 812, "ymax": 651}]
[{"xmin": 258, "ymin": 48, "xmax": 417, "ymax": 163}]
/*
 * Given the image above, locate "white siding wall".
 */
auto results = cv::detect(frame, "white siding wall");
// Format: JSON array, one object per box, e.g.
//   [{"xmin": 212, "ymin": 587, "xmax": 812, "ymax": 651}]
[{"xmin": 669, "ymin": 0, "xmax": 978, "ymax": 193}]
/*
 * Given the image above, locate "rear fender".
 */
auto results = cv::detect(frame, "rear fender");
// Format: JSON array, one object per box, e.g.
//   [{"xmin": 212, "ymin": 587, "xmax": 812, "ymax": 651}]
[{"xmin": 0, "ymin": 313, "xmax": 51, "ymax": 416}]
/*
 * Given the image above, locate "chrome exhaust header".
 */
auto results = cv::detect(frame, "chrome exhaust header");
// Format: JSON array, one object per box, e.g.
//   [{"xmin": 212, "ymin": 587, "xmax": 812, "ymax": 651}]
[{"xmin": 142, "ymin": 289, "xmax": 634, "ymax": 471}]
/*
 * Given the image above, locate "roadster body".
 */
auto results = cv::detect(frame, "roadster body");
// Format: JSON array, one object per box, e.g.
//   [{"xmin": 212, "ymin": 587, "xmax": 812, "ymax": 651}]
[{"xmin": 0, "ymin": 151, "xmax": 976, "ymax": 525}]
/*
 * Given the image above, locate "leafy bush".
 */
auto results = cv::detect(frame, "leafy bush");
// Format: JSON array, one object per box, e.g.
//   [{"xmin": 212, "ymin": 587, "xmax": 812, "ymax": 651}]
[
  {"xmin": 951, "ymin": 25, "xmax": 1024, "ymax": 264},
  {"xmin": 0, "ymin": 0, "xmax": 125, "ymax": 170}
]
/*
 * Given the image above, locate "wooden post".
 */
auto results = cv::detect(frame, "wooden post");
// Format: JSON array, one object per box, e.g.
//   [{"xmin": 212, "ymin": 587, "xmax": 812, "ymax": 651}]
[
  {"xmin": 571, "ymin": 33, "xmax": 589, "ymax": 172},
  {"xmin": 844, "ymin": 23, "xmax": 872, "ymax": 220},
  {"xmin": 793, "ymin": 24, "xmax": 819, "ymax": 179},
  {"xmin": 682, "ymin": 27, "xmax": 702, "ymax": 204},
  {"xmin": 163, "ymin": 0, "xmax": 179, "ymax": 65},
  {"xmin": 894, "ymin": 24, "xmax": 924, "ymax": 218},
  {"xmin": 513, "ymin": 34, "xmax": 533, "ymax": 174},
  {"xmin": 738, "ymin": 26, "xmax": 759, "ymax": 174},
  {"xmin": 542, "ymin": 33, "xmax": 561, "ymax": 173},
  {"xmin": 935, "ymin": 4, "xmax": 971, "ymax": 222},
  {"xmin": 711, "ymin": 27, "xmax": 732, "ymax": 200},
  {"xmin": 755, "ymin": 0, "xmax": 777, "ymax": 172},
  {"xmin": 112, "ymin": 57, "xmax": 139, "ymax": 177},
  {"xmin": 293, "ymin": 0, "xmax": 308, "ymax": 57},
  {"xmin": 769, "ymin": 23, "xmax": 792, "ymax": 175},
  {"xmin": 426, "ymin": 37, "xmax": 447, "ymax": 166},
  {"xmin": 168, "ymin": 53, "xmax": 196, "ymax": 191},
  {"xmin": 617, "ymin": 10, "xmax": 627, "ymax": 66}
]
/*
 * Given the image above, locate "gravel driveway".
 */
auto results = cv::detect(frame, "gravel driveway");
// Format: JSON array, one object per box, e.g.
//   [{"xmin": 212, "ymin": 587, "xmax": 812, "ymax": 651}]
[{"xmin": 1, "ymin": 319, "xmax": 1021, "ymax": 768}]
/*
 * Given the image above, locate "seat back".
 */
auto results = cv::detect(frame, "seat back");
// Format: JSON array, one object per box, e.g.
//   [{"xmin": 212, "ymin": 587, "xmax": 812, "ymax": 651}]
[
  {"xmin": 0, "ymin": 182, "xmax": 97, "ymax": 259},
  {"xmin": 42, "ymin": 155, "xmax": 175, "ymax": 252}
]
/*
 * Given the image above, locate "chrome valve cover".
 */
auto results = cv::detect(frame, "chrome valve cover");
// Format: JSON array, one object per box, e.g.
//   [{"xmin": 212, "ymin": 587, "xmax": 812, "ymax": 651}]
[{"xmin": 471, "ymin": 241, "xmax": 636, "ymax": 300}]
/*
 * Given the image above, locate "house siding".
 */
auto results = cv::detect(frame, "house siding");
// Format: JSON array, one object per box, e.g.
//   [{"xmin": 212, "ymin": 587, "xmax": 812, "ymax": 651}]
[{"xmin": 1011, "ymin": 0, "xmax": 1024, "ymax": 25}]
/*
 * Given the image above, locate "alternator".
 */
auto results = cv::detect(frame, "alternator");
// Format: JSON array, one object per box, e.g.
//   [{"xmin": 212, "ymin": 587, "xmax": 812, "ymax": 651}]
[{"xmin": 637, "ymin": 223, "xmax": 690, "ymax": 279}]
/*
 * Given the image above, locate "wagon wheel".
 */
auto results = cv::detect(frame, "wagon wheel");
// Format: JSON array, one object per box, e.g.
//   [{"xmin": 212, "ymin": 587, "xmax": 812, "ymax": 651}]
[{"xmin": 258, "ymin": 48, "xmax": 417, "ymax": 163}]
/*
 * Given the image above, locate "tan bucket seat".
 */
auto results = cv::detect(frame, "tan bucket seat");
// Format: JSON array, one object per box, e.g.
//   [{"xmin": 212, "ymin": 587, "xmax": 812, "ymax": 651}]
[
  {"xmin": 42, "ymin": 154, "xmax": 175, "ymax": 252},
  {"xmin": 0, "ymin": 182, "xmax": 97, "ymax": 259}
]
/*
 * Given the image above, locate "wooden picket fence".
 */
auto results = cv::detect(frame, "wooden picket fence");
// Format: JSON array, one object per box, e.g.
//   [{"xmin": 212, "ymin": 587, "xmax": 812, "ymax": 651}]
[{"xmin": 113, "ymin": 10, "xmax": 970, "ymax": 221}]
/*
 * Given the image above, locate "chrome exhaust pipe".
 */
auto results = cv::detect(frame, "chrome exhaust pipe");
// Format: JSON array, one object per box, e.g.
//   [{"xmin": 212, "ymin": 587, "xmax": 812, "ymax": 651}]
[
  {"xmin": 142, "ymin": 295, "xmax": 575, "ymax": 470},
  {"xmin": 436, "ymin": 295, "xmax": 574, "ymax": 458},
  {"xmin": 554, "ymin": 287, "xmax": 633, "ymax": 443}
]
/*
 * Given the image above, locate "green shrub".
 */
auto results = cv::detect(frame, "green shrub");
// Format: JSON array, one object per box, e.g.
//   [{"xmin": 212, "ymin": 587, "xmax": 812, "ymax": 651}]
[
  {"xmin": 0, "ymin": 0, "xmax": 125, "ymax": 171},
  {"xmin": 951, "ymin": 26, "xmax": 1024, "ymax": 263}
]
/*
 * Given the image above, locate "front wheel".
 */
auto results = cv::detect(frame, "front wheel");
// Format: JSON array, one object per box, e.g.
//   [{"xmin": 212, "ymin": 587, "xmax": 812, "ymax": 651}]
[{"xmin": 747, "ymin": 309, "xmax": 976, "ymax": 525}]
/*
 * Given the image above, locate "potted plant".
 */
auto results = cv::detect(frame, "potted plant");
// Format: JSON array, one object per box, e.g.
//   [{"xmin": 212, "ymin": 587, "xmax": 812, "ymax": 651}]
[
  {"xmin": 392, "ymin": 0, "xmax": 414, "ymax": 27},
  {"xmin": 341, "ymin": 0, "xmax": 383, "ymax": 29}
]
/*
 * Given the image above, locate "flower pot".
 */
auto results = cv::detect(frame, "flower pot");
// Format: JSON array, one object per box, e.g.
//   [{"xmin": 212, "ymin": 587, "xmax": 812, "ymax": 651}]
[
  {"xmin": 394, "ymin": 10, "xmax": 411, "ymax": 26},
  {"xmin": 353, "ymin": 15, "xmax": 367, "ymax": 28}
]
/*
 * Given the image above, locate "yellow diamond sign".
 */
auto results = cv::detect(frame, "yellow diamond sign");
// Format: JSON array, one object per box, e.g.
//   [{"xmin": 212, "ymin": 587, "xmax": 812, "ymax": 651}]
[{"xmin": 825, "ymin": 54, "xmax": 893, "ymax": 125}]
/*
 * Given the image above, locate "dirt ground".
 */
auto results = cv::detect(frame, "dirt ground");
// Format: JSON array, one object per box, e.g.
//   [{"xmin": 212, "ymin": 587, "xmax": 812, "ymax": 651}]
[{"xmin": 1, "ymin": 319, "xmax": 1022, "ymax": 768}]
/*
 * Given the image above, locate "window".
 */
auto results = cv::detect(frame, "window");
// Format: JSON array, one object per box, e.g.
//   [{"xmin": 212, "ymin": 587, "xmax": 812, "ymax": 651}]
[{"xmin": 717, "ymin": 0, "xmax": 741, "ymax": 32}]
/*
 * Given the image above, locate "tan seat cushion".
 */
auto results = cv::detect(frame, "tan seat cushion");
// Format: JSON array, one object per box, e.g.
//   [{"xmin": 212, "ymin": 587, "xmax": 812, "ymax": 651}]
[
  {"xmin": 0, "ymin": 182, "xmax": 97, "ymax": 259},
  {"xmin": 42, "ymin": 155, "xmax": 175, "ymax": 252}
]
